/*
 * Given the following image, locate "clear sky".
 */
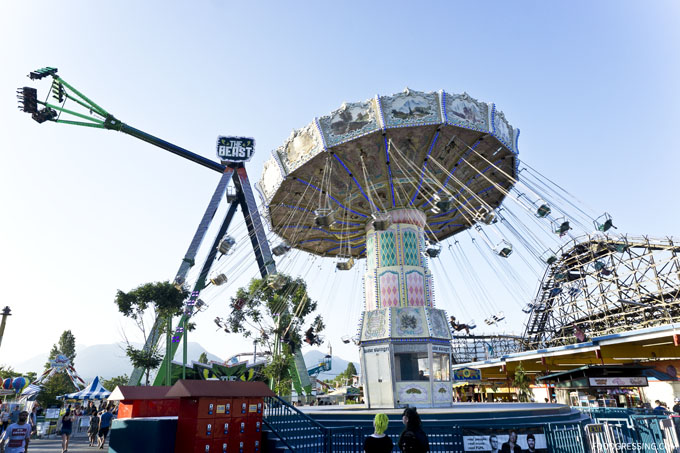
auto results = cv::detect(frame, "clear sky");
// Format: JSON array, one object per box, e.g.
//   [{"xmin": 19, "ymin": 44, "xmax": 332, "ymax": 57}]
[{"xmin": 1, "ymin": 1, "xmax": 679, "ymax": 374}]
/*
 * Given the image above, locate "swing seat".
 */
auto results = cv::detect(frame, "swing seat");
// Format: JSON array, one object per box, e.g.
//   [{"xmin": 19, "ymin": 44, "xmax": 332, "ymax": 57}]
[
  {"xmin": 482, "ymin": 211, "xmax": 497, "ymax": 225},
  {"xmin": 424, "ymin": 243, "xmax": 441, "ymax": 258},
  {"xmin": 594, "ymin": 213, "xmax": 615, "ymax": 232},
  {"xmin": 210, "ymin": 274, "xmax": 228, "ymax": 286},
  {"xmin": 594, "ymin": 261, "xmax": 605, "ymax": 271},
  {"xmin": 522, "ymin": 304, "xmax": 534, "ymax": 314},
  {"xmin": 536, "ymin": 204, "xmax": 551, "ymax": 218},
  {"xmin": 267, "ymin": 274, "xmax": 286, "ymax": 290},
  {"xmin": 272, "ymin": 242, "xmax": 291, "ymax": 256},
  {"xmin": 314, "ymin": 208, "xmax": 336, "ymax": 227},
  {"xmin": 226, "ymin": 187, "xmax": 238, "ymax": 203},
  {"xmin": 372, "ymin": 213, "xmax": 392, "ymax": 231},
  {"xmin": 435, "ymin": 196, "xmax": 452, "ymax": 212},
  {"xmin": 553, "ymin": 220, "xmax": 570, "ymax": 236},
  {"xmin": 217, "ymin": 235, "xmax": 236, "ymax": 255},
  {"xmin": 468, "ymin": 320, "xmax": 477, "ymax": 329},
  {"xmin": 494, "ymin": 240, "xmax": 513, "ymax": 257},
  {"xmin": 336, "ymin": 257, "xmax": 355, "ymax": 271}
]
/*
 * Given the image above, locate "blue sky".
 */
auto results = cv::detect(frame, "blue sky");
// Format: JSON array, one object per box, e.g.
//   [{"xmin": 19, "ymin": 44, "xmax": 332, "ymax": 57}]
[{"xmin": 1, "ymin": 1, "xmax": 679, "ymax": 373}]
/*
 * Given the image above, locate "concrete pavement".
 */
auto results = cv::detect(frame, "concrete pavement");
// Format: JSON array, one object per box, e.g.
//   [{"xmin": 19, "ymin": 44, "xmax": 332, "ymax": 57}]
[{"xmin": 23, "ymin": 436, "xmax": 109, "ymax": 452}]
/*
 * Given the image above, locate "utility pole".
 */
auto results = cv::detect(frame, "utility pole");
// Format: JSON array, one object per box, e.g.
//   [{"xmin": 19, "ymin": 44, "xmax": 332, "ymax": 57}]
[{"xmin": 0, "ymin": 307, "xmax": 11, "ymax": 349}]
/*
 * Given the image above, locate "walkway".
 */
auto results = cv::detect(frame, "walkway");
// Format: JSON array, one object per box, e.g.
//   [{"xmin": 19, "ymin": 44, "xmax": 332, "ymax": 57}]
[{"xmin": 23, "ymin": 437, "xmax": 109, "ymax": 452}]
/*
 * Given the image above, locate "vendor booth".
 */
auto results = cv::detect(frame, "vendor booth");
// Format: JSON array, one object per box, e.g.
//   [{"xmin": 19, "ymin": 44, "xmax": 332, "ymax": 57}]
[{"xmin": 537, "ymin": 365, "xmax": 648, "ymax": 408}]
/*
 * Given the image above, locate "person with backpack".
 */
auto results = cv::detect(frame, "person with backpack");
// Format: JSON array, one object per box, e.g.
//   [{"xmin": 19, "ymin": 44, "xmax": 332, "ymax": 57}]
[{"xmin": 398, "ymin": 407, "xmax": 429, "ymax": 453}]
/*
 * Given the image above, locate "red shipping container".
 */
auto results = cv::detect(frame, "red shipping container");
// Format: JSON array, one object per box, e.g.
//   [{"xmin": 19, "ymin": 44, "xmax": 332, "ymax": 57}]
[{"xmin": 109, "ymin": 386, "xmax": 177, "ymax": 419}]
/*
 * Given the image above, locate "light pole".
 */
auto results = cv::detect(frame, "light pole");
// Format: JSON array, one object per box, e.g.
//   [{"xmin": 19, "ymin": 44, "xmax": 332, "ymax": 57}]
[{"xmin": 0, "ymin": 307, "xmax": 11, "ymax": 349}]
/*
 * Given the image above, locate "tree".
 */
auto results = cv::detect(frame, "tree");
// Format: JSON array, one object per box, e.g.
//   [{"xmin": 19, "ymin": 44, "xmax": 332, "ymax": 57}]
[
  {"xmin": 197, "ymin": 352, "xmax": 209, "ymax": 364},
  {"xmin": 225, "ymin": 274, "xmax": 324, "ymax": 393},
  {"xmin": 37, "ymin": 330, "xmax": 79, "ymax": 408},
  {"xmin": 102, "ymin": 374, "xmax": 129, "ymax": 391},
  {"xmin": 115, "ymin": 281, "xmax": 188, "ymax": 385},
  {"xmin": 513, "ymin": 362, "xmax": 532, "ymax": 402}
]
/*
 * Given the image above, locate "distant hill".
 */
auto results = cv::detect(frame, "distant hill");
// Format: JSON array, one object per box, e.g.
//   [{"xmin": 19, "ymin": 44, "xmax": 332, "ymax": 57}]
[
  {"xmin": 11, "ymin": 343, "xmax": 359, "ymax": 383},
  {"xmin": 11, "ymin": 342, "xmax": 223, "ymax": 381}
]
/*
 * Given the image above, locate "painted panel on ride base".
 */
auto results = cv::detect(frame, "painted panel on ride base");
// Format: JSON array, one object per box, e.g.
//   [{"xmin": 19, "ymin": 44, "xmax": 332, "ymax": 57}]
[
  {"xmin": 397, "ymin": 382, "xmax": 430, "ymax": 404},
  {"xmin": 427, "ymin": 309, "xmax": 451, "ymax": 339},
  {"xmin": 276, "ymin": 123, "xmax": 324, "ymax": 174},
  {"xmin": 317, "ymin": 99, "xmax": 379, "ymax": 147},
  {"xmin": 392, "ymin": 307, "xmax": 427, "ymax": 337},
  {"xmin": 361, "ymin": 309, "xmax": 389, "ymax": 341},
  {"xmin": 381, "ymin": 89, "xmax": 442, "ymax": 128},
  {"xmin": 444, "ymin": 92, "xmax": 490, "ymax": 132}
]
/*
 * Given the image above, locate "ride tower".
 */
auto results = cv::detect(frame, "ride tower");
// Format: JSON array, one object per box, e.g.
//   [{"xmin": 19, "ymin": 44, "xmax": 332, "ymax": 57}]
[
  {"xmin": 258, "ymin": 88, "xmax": 520, "ymax": 408},
  {"xmin": 359, "ymin": 208, "xmax": 453, "ymax": 408}
]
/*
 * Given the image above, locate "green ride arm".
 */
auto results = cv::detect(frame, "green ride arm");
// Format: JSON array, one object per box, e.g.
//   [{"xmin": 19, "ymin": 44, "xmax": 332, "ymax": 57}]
[{"xmin": 54, "ymin": 76, "xmax": 108, "ymax": 117}]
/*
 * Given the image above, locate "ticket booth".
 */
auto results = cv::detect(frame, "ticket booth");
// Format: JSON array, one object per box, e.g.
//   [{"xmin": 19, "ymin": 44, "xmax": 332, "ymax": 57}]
[{"xmin": 166, "ymin": 380, "xmax": 274, "ymax": 453}]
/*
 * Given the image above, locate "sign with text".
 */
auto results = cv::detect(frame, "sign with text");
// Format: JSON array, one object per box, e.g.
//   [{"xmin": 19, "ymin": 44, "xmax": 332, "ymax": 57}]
[
  {"xmin": 462, "ymin": 427, "xmax": 546, "ymax": 453},
  {"xmin": 588, "ymin": 377, "xmax": 648, "ymax": 387},
  {"xmin": 216, "ymin": 136, "xmax": 255, "ymax": 163},
  {"xmin": 453, "ymin": 367, "xmax": 481, "ymax": 381}
]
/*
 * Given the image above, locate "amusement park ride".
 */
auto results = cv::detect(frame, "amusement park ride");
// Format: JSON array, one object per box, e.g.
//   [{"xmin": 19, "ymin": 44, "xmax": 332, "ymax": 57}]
[{"xmin": 18, "ymin": 66, "xmax": 680, "ymax": 409}]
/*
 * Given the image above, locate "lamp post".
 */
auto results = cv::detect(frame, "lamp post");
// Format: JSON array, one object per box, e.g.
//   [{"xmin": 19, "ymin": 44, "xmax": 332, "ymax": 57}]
[{"xmin": 0, "ymin": 307, "xmax": 11, "ymax": 349}]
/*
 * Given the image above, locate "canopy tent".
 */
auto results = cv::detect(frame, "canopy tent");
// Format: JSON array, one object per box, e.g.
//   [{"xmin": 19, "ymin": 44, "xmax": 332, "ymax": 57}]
[{"xmin": 57, "ymin": 376, "xmax": 111, "ymax": 401}]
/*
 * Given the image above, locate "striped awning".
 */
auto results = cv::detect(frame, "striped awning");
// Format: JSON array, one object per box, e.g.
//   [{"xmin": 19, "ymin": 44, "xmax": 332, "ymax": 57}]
[{"xmin": 57, "ymin": 376, "xmax": 111, "ymax": 400}]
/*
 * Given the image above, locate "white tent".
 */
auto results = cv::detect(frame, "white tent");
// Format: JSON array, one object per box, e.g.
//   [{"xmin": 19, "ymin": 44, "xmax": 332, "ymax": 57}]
[{"xmin": 57, "ymin": 376, "xmax": 111, "ymax": 401}]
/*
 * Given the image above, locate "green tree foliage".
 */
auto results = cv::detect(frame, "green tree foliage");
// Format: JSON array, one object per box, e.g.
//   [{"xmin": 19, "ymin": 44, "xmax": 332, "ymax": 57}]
[
  {"xmin": 37, "ymin": 330, "xmax": 79, "ymax": 408},
  {"xmin": 0, "ymin": 365, "xmax": 24, "ymax": 380},
  {"xmin": 114, "ymin": 281, "xmax": 188, "ymax": 385},
  {"xmin": 197, "ymin": 352, "xmax": 209, "ymax": 364},
  {"xmin": 44, "ymin": 330, "xmax": 77, "ymax": 369},
  {"xmin": 331, "ymin": 362, "xmax": 359, "ymax": 388},
  {"xmin": 102, "ymin": 374, "xmax": 129, "ymax": 391},
  {"xmin": 225, "ymin": 274, "xmax": 323, "ymax": 392},
  {"xmin": 513, "ymin": 362, "xmax": 532, "ymax": 402}
]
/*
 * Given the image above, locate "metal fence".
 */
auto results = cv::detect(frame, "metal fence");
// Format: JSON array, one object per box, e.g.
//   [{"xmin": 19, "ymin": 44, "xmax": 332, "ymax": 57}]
[
  {"xmin": 263, "ymin": 397, "xmax": 588, "ymax": 453},
  {"xmin": 575, "ymin": 408, "xmax": 680, "ymax": 453}
]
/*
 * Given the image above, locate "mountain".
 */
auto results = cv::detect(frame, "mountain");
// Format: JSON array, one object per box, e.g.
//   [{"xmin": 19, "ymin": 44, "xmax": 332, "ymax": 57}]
[
  {"xmin": 11, "ymin": 342, "xmax": 223, "ymax": 381},
  {"xmin": 303, "ymin": 349, "xmax": 360, "ymax": 381},
  {"xmin": 10, "ymin": 343, "xmax": 359, "ymax": 384}
]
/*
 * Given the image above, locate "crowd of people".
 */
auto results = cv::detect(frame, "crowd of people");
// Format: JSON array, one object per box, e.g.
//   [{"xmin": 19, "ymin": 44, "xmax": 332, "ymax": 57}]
[
  {"xmin": 0, "ymin": 401, "xmax": 118, "ymax": 453},
  {"xmin": 58, "ymin": 403, "xmax": 116, "ymax": 452}
]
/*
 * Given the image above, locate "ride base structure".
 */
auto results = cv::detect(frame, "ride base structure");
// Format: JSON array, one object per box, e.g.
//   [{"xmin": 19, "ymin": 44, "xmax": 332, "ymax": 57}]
[{"xmin": 359, "ymin": 209, "xmax": 453, "ymax": 408}]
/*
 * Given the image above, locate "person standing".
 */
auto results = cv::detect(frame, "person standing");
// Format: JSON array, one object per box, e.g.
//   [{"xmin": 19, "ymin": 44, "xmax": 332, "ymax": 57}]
[
  {"xmin": 653, "ymin": 400, "xmax": 666, "ymax": 414},
  {"xmin": 87, "ymin": 411, "xmax": 100, "ymax": 447},
  {"xmin": 0, "ymin": 409, "xmax": 9, "ymax": 435},
  {"xmin": 59, "ymin": 410, "xmax": 73, "ymax": 453},
  {"xmin": 398, "ymin": 407, "xmax": 429, "ymax": 453},
  {"xmin": 7, "ymin": 409, "xmax": 19, "ymax": 427},
  {"xmin": 27, "ymin": 408, "xmax": 36, "ymax": 439},
  {"xmin": 673, "ymin": 397, "xmax": 680, "ymax": 414},
  {"xmin": 97, "ymin": 408, "xmax": 114, "ymax": 449},
  {"xmin": 364, "ymin": 413, "xmax": 393, "ymax": 453},
  {"xmin": 0, "ymin": 410, "xmax": 31, "ymax": 453}
]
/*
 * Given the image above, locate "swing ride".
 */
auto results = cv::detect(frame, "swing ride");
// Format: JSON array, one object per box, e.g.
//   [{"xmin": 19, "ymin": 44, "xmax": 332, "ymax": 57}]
[{"xmin": 20, "ymin": 67, "xmax": 676, "ymax": 411}]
